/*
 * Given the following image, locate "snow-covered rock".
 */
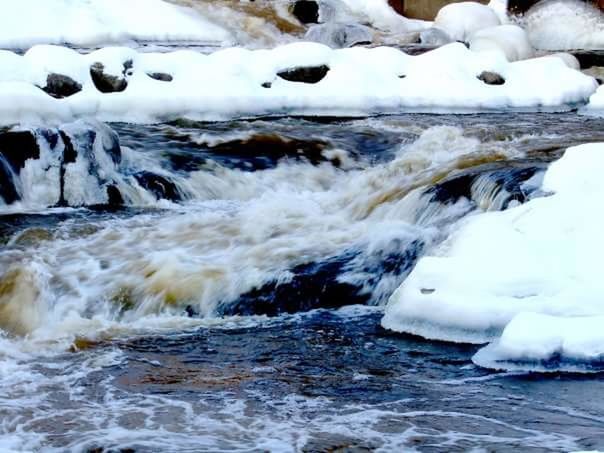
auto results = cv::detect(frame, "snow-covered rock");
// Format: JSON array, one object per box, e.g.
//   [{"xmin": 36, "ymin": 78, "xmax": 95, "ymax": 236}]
[
  {"xmin": 434, "ymin": 2, "xmax": 501, "ymax": 42},
  {"xmin": 0, "ymin": 42, "xmax": 597, "ymax": 125},
  {"xmin": 525, "ymin": 0, "xmax": 604, "ymax": 51},
  {"xmin": 0, "ymin": 0, "xmax": 233, "ymax": 49},
  {"xmin": 382, "ymin": 142, "xmax": 604, "ymax": 372},
  {"xmin": 469, "ymin": 25, "xmax": 534, "ymax": 62}
]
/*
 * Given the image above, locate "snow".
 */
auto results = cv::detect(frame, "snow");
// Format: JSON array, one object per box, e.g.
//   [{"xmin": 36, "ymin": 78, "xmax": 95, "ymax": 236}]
[
  {"xmin": 0, "ymin": 0, "xmax": 233, "ymax": 49},
  {"xmin": 335, "ymin": 0, "xmax": 428, "ymax": 32},
  {"xmin": 382, "ymin": 143, "xmax": 604, "ymax": 372},
  {"xmin": 434, "ymin": 2, "xmax": 501, "ymax": 42},
  {"xmin": 474, "ymin": 313, "xmax": 604, "ymax": 372},
  {"xmin": 469, "ymin": 25, "xmax": 534, "ymax": 62},
  {"xmin": 585, "ymin": 85, "xmax": 604, "ymax": 114},
  {"xmin": 525, "ymin": 0, "xmax": 604, "ymax": 50},
  {"xmin": 0, "ymin": 42, "xmax": 597, "ymax": 125}
]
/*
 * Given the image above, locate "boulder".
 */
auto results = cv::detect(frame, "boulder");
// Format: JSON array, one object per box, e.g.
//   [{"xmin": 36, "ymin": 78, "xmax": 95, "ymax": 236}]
[
  {"xmin": 90, "ymin": 60, "xmax": 132, "ymax": 93},
  {"xmin": 42, "ymin": 73, "xmax": 82, "ymax": 99}
]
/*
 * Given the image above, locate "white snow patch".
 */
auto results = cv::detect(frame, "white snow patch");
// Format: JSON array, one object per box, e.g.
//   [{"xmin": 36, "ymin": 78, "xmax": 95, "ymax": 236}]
[
  {"xmin": 434, "ymin": 2, "xmax": 501, "ymax": 42},
  {"xmin": 382, "ymin": 142, "xmax": 604, "ymax": 371},
  {"xmin": 0, "ymin": 42, "xmax": 597, "ymax": 125},
  {"xmin": 0, "ymin": 0, "xmax": 232, "ymax": 49},
  {"xmin": 469, "ymin": 25, "xmax": 534, "ymax": 62}
]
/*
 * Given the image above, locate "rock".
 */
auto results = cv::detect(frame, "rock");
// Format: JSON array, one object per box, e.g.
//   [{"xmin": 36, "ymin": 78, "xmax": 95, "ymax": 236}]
[
  {"xmin": 305, "ymin": 23, "xmax": 373, "ymax": 48},
  {"xmin": 277, "ymin": 65, "xmax": 330, "ymax": 84},
  {"xmin": 419, "ymin": 28, "xmax": 453, "ymax": 46},
  {"xmin": 90, "ymin": 60, "xmax": 132, "ymax": 93},
  {"xmin": 134, "ymin": 171, "xmax": 182, "ymax": 202},
  {"xmin": 477, "ymin": 70, "xmax": 505, "ymax": 85},
  {"xmin": 147, "ymin": 72, "xmax": 173, "ymax": 82},
  {"xmin": 106, "ymin": 184, "xmax": 124, "ymax": 207},
  {"xmin": 42, "ymin": 73, "xmax": 82, "ymax": 99},
  {"xmin": 0, "ymin": 130, "xmax": 40, "ymax": 170},
  {"xmin": 426, "ymin": 162, "xmax": 545, "ymax": 210},
  {"xmin": 292, "ymin": 0, "xmax": 320, "ymax": 24},
  {"xmin": 584, "ymin": 66, "xmax": 604, "ymax": 85},
  {"xmin": 220, "ymin": 239, "xmax": 424, "ymax": 316}
]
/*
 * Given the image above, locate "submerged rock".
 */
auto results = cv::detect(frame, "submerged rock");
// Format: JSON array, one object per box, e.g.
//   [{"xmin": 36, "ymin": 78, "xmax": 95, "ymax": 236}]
[
  {"xmin": 277, "ymin": 65, "xmax": 330, "ymax": 83},
  {"xmin": 220, "ymin": 239, "xmax": 424, "ymax": 317},
  {"xmin": 42, "ymin": 73, "xmax": 82, "ymax": 99},
  {"xmin": 134, "ymin": 171, "xmax": 182, "ymax": 202}
]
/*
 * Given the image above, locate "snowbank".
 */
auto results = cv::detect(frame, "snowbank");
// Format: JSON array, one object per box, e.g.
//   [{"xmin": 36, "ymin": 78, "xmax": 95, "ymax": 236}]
[
  {"xmin": 336, "ymin": 0, "xmax": 428, "ymax": 32},
  {"xmin": 525, "ymin": 0, "xmax": 604, "ymax": 50},
  {"xmin": 434, "ymin": 2, "xmax": 501, "ymax": 42},
  {"xmin": 382, "ymin": 143, "xmax": 604, "ymax": 372},
  {"xmin": 469, "ymin": 25, "xmax": 534, "ymax": 62},
  {"xmin": 0, "ymin": 42, "xmax": 597, "ymax": 125},
  {"xmin": 0, "ymin": 0, "xmax": 232, "ymax": 49},
  {"xmin": 584, "ymin": 85, "xmax": 604, "ymax": 114}
]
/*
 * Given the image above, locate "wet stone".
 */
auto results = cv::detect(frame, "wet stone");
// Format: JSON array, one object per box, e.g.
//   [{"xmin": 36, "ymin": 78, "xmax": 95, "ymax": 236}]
[
  {"xmin": 42, "ymin": 73, "xmax": 82, "ymax": 99},
  {"xmin": 478, "ymin": 71, "xmax": 506, "ymax": 86},
  {"xmin": 134, "ymin": 171, "xmax": 182, "ymax": 202},
  {"xmin": 277, "ymin": 65, "xmax": 330, "ymax": 84}
]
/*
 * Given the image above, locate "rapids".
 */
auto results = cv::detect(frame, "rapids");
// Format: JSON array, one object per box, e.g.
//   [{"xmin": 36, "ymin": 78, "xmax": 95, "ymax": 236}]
[{"xmin": 2, "ymin": 112, "xmax": 604, "ymax": 451}]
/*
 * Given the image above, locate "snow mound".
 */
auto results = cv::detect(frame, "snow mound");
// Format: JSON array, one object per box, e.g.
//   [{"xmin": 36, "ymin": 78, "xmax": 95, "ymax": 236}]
[
  {"xmin": 382, "ymin": 142, "xmax": 604, "ymax": 372},
  {"xmin": 469, "ymin": 25, "xmax": 534, "ymax": 62},
  {"xmin": 584, "ymin": 85, "xmax": 604, "ymax": 114},
  {"xmin": 0, "ymin": 0, "xmax": 232, "ymax": 49},
  {"xmin": 0, "ymin": 42, "xmax": 596, "ymax": 125},
  {"xmin": 434, "ymin": 2, "xmax": 501, "ymax": 42},
  {"xmin": 525, "ymin": 0, "xmax": 604, "ymax": 50},
  {"xmin": 336, "ymin": 0, "xmax": 428, "ymax": 32}
]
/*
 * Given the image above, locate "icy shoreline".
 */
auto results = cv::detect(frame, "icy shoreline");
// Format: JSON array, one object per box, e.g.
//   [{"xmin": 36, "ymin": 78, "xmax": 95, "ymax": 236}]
[{"xmin": 0, "ymin": 42, "xmax": 598, "ymax": 126}]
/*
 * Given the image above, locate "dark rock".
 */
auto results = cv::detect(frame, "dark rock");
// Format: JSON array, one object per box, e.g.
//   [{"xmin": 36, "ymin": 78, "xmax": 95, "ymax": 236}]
[
  {"xmin": 147, "ymin": 72, "xmax": 173, "ymax": 82},
  {"xmin": 207, "ymin": 133, "xmax": 333, "ymax": 168},
  {"xmin": 0, "ymin": 130, "xmax": 40, "ymax": 170},
  {"xmin": 261, "ymin": 82, "xmax": 272, "ymax": 89},
  {"xmin": 134, "ymin": 171, "xmax": 182, "ymax": 202},
  {"xmin": 42, "ymin": 73, "xmax": 82, "ymax": 99},
  {"xmin": 388, "ymin": 0, "xmax": 405, "ymax": 15},
  {"xmin": 426, "ymin": 162, "xmax": 545, "ymax": 210},
  {"xmin": 477, "ymin": 71, "xmax": 505, "ymax": 85},
  {"xmin": 292, "ymin": 0, "xmax": 320, "ymax": 24},
  {"xmin": 106, "ymin": 184, "xmax": 124, "ymax": 207},
  {"xmin": 90, "ymin": 61, "xmax": 130, "ymax": 93},
  {"xmin": 277, "ymin": 65, "xmax": 330, "ymax": 84},
  {"xmin": 0, "ymin": 157, "xmax": 19, "ymax": 204},
  {"xmin": 219, "ymin": 239, "xmax": 424, "ymax": 317}
]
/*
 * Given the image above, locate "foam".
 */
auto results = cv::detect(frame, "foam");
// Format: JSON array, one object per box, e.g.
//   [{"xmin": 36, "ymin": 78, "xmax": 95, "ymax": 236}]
[{"xmin": 524, "ymin": 0, "xmax": 604, "ymax": 50}]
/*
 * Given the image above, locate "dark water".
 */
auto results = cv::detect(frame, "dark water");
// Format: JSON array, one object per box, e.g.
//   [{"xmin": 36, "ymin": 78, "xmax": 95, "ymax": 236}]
[{"xmin": 2, "ymin": 112, "xmax": 604, "ymax": 452}]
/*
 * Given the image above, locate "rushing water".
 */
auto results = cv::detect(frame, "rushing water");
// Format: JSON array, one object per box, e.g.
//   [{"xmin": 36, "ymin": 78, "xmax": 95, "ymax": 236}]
[{"xmin": 2, "ymin": 112, "xmax": 604, "ymax": 452}]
